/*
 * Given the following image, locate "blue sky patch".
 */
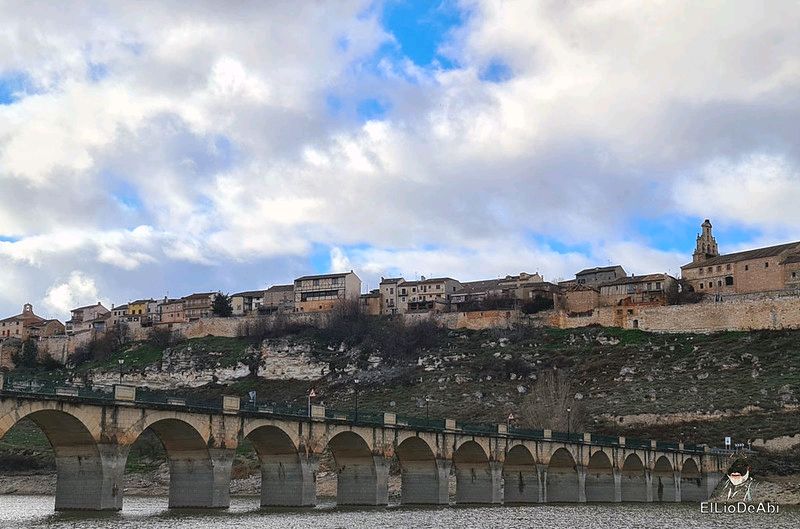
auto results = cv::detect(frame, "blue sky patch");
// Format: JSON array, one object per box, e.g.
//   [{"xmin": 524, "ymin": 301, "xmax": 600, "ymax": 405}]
[
  {"xmin": 357, "ymin": 97, "xmax": 390, "ymax": 120},
  {"xmin": 0, "ymin": 71, "xmax": 32, "ymax": 105},
  {"xmin": 479, "ymin": 59, "xmax": 513, "ymax": 83},
  {"xmin": 381, "ymin": 0, "xmax": 465, "ymax": 69}
]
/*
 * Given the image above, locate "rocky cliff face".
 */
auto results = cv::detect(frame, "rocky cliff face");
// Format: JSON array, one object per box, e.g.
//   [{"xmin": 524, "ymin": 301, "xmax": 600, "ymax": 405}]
[{"xmin": 91, "ymin": 338, "xmax": 330, "ymax": 389}]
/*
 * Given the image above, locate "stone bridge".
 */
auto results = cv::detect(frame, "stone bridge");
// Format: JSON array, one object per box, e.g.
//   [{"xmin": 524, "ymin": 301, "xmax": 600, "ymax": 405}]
[{"xmin": 0, "ymin": 377, "xmax": 727, "ymax": 511}]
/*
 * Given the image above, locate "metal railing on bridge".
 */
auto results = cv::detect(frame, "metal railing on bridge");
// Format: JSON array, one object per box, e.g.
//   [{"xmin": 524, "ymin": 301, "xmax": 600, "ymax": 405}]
[{"xmin": 0, "ymin": 372, "xmax": 706, "ymax": 454}]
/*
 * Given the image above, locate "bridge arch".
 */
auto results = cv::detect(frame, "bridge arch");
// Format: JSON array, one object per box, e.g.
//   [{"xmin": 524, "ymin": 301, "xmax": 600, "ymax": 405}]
[
  {"xmin": 1, "ymin": 406, "xmax": 107, "ymax": 510},
  {"xmin": 326, "ymin": 430, "xmax": 387, "ymax": 505},
  {"xmin": 620, "ymin": 452, "xmax": 648, "ymax": 502},
  {"xmin": 503, "ymin": 443, "xmax": 539, "ymax": 503},
  {"xmin": 652, "ymin": 455, "xmax": 676, "ymax": 502},
  {"xmin": 244, "ymin": 424, "xmax": 315, "ymax": 507},
  {"xmin": 396, "ymin": 436, "xmax": 447, "ymax": 504},
  {"xmin": 585, "ymin": 450, "xmax": 615, "ymax": 502},
  {"xmin": 546, "ymin": 447, "xmax": 580, "ymax": 502},
  {"xmin": 126, "ymin": 417, "xmax": 219, "ymax": 509},
  {"xmin": 680, "ymin": 457, "xmax": 704, "ymax": 502},
  {"xmin": 452, "ymin": 440, "xmax": 501, "ymax": 503}
]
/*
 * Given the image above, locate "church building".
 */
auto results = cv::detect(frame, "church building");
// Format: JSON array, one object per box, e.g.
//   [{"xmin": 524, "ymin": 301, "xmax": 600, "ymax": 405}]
[{"xmin": 681, "ymin": 219, "xmax": 800, "ymax": 295}]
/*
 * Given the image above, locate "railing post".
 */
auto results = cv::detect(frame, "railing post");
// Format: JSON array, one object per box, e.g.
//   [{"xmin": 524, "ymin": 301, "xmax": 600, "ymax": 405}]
[
  {"xmin": 445, "ymin": 418, "xmax": 457, "ymax": 431},
  {"xmin": 310, "ymin": 404, "xmax": 325, "ymax": 419},
  {"xmin": 497, "ymin": 423, "xmax": 508, "ymax": 435},
  {"xmin": 650, "ymin": 440, "xmax": 657, "ymax": 450},
  {"xmin": 618, "ymin": 436, "xmax": 626, "ymax": 447},
  {"xmin": 583, "ymin": 432, "xmax": 591, "ymax": 443},
  {"xmin": 383, "ymin": 412, "xmax": 396, "ymax": 426},
  {"xmin": 543, "ymin": 429, "xmax": 552, "ymax": 439}
]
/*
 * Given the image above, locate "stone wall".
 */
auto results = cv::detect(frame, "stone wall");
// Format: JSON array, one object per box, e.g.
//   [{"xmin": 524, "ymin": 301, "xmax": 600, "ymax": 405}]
[{"xmin": 554, "ymin": 295, "xmax": 800, "ymax": 333}]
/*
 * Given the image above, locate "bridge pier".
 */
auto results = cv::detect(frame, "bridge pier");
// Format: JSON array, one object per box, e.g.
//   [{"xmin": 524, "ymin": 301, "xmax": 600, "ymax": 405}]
[
  {"xmin": 620, "ymin": 468, "xmax": 650, "ymax": 502},
  {"xmin": 502, "ymin": 462, "xmax": 541, "ymax": 503},
  {"xmin": 336, "ymin": 454, "xmax": 389, "ymax": 506},
  {"xmin": 401, "ymin": 458, "xmax": 450, "ymax": 505},
  {"xmin": 54, "ymin": 443, "xmax": 128, "ymax": 511},
  {"xmin": 168, "ymin": 448, "xmax": 234, "ymax": 509},
  {"xmin": 260, "ymin": 454, "xmax": 318, "ymax": 507},
  {"xmin": 455, "ymin": 460, "xmax": 503, "ymax": 504}
]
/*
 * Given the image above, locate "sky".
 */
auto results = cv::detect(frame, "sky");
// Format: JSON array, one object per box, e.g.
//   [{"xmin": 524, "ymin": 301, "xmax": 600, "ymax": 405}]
[{"xmin": 1, "ymin": 0, "xmax": 800, "ymax": 319}]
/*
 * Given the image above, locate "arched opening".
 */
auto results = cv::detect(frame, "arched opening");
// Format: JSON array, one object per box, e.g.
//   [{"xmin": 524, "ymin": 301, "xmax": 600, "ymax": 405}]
[
  {"xmin": 126, "ymin": 418, "xmax": 220, "ymax": 509},
  {"xmin": 396, "ymin": 436, "xmax": 445, "ymax": 505},
  {"xmin": 620, "ymin": 453, "xmax": 647, "ymax": 502},
  {"xmin": 585, "ymin": 450, "xmax": 615, "ymax": 502},
  {"xmin": 546, "ymin": 447, "xmax": 579, "ymax": 502},
  {"xmin": 653, "ymin": 456, "xmax": 676, "ymax": 502},
  {"xmin": 245, "ymin": 425, "xmax": 313, "ymax": 507},
  {"xmin": 503, "ymin": 444, "xmax": 539, "ymax": 503},
  {"xmin": 680, "ymin": 458, "xmax": 704, "ymax": 502},
  {"xmin": 452, "ymin": 440, "xmax": 501, "ymax": 504},
  {"xmin": 326, "ymin": 431, "xmax": 387, "ymax": 506},
  {"xmin": 0, "ymin": 409, "xmax": 109, "ymax": 510}
]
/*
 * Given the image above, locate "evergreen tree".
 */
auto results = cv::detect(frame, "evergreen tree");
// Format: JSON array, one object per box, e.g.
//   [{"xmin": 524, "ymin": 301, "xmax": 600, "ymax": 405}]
[{"xmin": 211, "ymin": 293, "xmax": 233, "ymax": 317}]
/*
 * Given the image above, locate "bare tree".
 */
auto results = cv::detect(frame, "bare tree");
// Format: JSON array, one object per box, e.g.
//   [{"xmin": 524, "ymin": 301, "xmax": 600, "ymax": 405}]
[{"xmin": 519, "ymin": 369, "xmax": 584, "ymax": 432}]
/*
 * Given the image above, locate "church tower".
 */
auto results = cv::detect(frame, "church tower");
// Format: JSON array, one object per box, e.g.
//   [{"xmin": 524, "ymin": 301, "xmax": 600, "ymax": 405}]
[{"xmin": 692, "ymin": 219, "xmax": 719, "ymax": 263}]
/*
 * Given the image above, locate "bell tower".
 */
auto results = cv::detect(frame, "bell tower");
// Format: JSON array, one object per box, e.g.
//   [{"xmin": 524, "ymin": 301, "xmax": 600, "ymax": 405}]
[{"xmin": 692, "ymin": 219, "xmax": 719, "ymax": 263}]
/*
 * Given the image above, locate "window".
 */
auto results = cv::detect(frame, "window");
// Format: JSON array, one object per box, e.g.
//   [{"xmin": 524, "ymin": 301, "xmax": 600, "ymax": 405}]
[
  {"xmin": 331, "ymin": 277, "xmax": 340, "ymax": 285},
  {"xmin": 436, "ymin": 284, "xmax": 441, "ymax": 290},
  {"xmin": 717, "ymin": 280, "xmax": 722, "ymax": 287},
  {"xmin": 725, "ymin": 276, "xmax": 734, "ymax": 286},
  {"xmin": 745, "ymin": 265, "xmax": 749, "ymax": 271},
  {"xmin": 656, "ymin": 282, "xmax": 662, "ymax": 290},
  {"xmin": 313, "ymin": 279, "xmax": 320, "ymax": 286},
  {"xmin": 699, "ymin": 283, "xmax": 704, "ymax": 289},
  {"xmin": 765, "ymin": 262, "xmax": 769, "ymax": 268},
  {"xmin": 708, "ymin": 267, "xmax": 712, "ymax": 273},
  {"xmin": 793, "ymin": 272, "xmax": 797, "ymax": 278},
  {"xmin": 646, "ymin": 282, "xmax": 652, "ymax": 290},
  {"xmin": 726, "ymin": 264, "xmax": 731, "ymax": 271},
  {"xmin": 699, "ymin": 268, "xmax": 704, "ymax": 275},
  {"xmin": 627, "ymin": 309, "xmax": 633, "ymax": 315},
  {"xmin": 389, "ymin": 288, "xmax": 394, "ymax": 294},
  {"xmin": 717, "ymin": 266, "xmax": 722, "ymax": 272}
]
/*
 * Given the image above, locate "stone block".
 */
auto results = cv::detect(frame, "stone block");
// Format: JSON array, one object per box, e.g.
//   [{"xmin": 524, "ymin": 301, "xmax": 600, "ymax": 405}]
[
  {"xmin": 583, "ymin": 432, "xmax": 592, "ymax": 443},
  {"xmin": 166, "ymin": 397, "xmax": 186, "ymax": 406},
  {"xmin": 543, "ymin": 429, "xmax": 552, "ymax": 439},
  {"xmin": 113, "ymin": 385, "xmax": 136, "ymax": 402},
  {"xmin": 445, "ymin": 418, "xmax": 456, "ymax": 431},
  {"xmin": 650, "ymin": 440, "xmax": 657, "ymax": 449},
  {"xmin": 383, "ymin": 412, "xmax": 396, "ymax": 426},
  {"xmin": 619, "ymin": 436, "xmax": 626, "ymax": 446},
  {"xmin": 310, "ymin": 404, "xmax": 325, "ymax": 418},
  {"xmin": 222, "ymin": 395, "xmax": 240, "ymax": 413},
  {"xmin": 497, "ymin": 424, "xmax": 508, "ymax": 434},
  {"xmin": 55, "ymin": 387, "xmax": 79, "ymax": 397}
]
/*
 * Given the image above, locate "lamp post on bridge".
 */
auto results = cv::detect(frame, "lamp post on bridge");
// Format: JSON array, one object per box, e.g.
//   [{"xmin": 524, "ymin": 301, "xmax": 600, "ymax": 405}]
[
  {"xmin": 425, "ymin": 396, "xmax": 430, "ymax": 420},
  {"xmin": 507, "ymin": 412, "xmax": 515, "ymax": 430},
  {"xmin": 566, "ymin": 406, "xmax": 572, "ymax": 436},
  {"xmin": 117, "ymin": 359, "xmax": 124, "ymax": 384},
  {"xmin": 354, "ymin": 378, "xmax": 360, "ymax": 424}
]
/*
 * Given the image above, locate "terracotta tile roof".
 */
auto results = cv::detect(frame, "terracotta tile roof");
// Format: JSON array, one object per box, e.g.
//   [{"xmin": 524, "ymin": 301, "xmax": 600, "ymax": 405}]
[
  {"xmin": 231, "ymin": 290, "xmax": 266, "ymax": 298},
  {"xmin": 295, "ymin": 272, "xmax": 353, "ymax": 281},
  {"xmin": 265, "ymin": 284, "xmax": 294, "ymax": 292},
  {"xmin": 682, "ymin": 241, "xmax": 800, "ymax": 269},
  {"xmin": 576, "ymin": 265, "xmax": 625, "ymax": 276}
]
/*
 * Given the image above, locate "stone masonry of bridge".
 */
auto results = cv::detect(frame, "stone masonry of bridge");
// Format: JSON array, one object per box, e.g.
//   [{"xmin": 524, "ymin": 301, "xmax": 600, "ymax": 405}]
[{"xmin": 0, "ymin": 378, "xmax": 726, "ymax": 511}]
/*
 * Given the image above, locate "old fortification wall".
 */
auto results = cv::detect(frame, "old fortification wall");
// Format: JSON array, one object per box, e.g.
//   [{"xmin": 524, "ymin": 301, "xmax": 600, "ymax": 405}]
[{"xmin": 553, "ymin": 295, "xmax": 800, "ymax": 333}]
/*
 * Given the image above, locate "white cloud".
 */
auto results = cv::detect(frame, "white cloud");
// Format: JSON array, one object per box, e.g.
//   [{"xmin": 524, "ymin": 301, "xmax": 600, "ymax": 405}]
[
  {"xmin": 42, "ymin": 271, "xmax": 106, "ymax": 314},
  {"xmin": 1, "ymin": 1, "xmax": 799, "ymax": 319}
]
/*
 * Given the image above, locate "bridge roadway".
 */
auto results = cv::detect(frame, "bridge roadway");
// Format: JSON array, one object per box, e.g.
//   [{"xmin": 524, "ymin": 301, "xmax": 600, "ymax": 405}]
[{"xmin": 0, "ymin": 375, "xmax": 726, "ymax": 511}]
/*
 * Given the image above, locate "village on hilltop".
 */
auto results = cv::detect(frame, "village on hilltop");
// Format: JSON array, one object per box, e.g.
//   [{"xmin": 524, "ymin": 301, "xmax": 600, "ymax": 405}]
[{"xmin": 3, "ymin": 219, "xmax": 800, "ymax": 367}]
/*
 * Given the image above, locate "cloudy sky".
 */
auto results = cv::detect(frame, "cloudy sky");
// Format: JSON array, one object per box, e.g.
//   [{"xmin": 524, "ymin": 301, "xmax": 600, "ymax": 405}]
[{"xmin": 1, "ymin": 0, "xmax": 799, "ymax": 319}]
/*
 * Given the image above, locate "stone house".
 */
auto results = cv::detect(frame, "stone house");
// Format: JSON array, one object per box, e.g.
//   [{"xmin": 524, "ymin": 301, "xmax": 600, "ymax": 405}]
[
  {"xmin": 378, "ymin": 277, "xmax": 405, "ymax": 315},
  {"xmin": 158, "ymin": 298, "xmax": 185, "ymax": 324},
  {"xmin": 575, "ymin": 265, "xmax": 627, "ymax": 287},
  {"xmin": 261, "ymin": 284, "xmax": 294, "ymax": 314},
  {"xmin": 397, "ymin": 276, "xmax": 462, "ymax": 313},
  {"xmin": 127, "ymin": 299, "xmax": 155, "ymax": 324},
  {"xmin": 359, "ymin": 290, "xmax": 382, "ymax": 316},
  {"xmin": 110, "ymin": 304, "xmax": 129, "ymax": 326},
  {"xmin": 598, "ymin": 273, "xmax": 678, "ymax": 307},
  {"xmin": 681, "ymin": 219, "xmax": 800, "ymax": 296},
  {"xmin": 557, "ymin": 285, "xmax": 600, "ymax": 315},
  {"xmin": 66, "ymin": 302, "xmax": 110, "ymax": 335},
  {"xmin": 182, "ymin": 292, "xmax": 216, "ymax": 320},
  {"xmin": 0, "ymin": 304, "xmax": 63, "ymax": 339},
  {"xmin": 450, "ymin": 279, "xmax": 505, "ymax": 310},
  {"xmin": 293, "ymin": 271, "xmax": 361, "ymax": 313},
  {"xmin": 231, "ymin": 290, "xmax": 266, "ymax": 316}
]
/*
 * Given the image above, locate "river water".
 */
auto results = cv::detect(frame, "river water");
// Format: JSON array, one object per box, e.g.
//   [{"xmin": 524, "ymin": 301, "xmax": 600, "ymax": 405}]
[{"xmin": 0, "ymin": 496, "xmax": 797, "ymax": 529}]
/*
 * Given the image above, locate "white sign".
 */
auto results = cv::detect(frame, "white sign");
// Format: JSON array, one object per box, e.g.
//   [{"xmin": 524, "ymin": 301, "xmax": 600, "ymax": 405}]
[{"xmin": 724, "ymin": 436, "xmax": 732, "ymax": 448}]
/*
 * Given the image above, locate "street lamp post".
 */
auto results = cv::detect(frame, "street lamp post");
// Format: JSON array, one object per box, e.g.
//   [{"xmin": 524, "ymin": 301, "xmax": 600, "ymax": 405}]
[
  {"xmin": 507, "ymin": 412, "xmax": 515, "ymax": 430},
  {"xmin": 354, "ymin": 378, "xmax": 360, "ymax": 424},
  {"xmin": 425, "ymin": 396, "xmax": 430, "ymax": 420},
  {"xmin": 118, "ymin": 359, "xmax": 124, "ymax": 384},
  {"xmin": 566, "ymin": 406, "xmax": 572, "ymax": 436}
]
